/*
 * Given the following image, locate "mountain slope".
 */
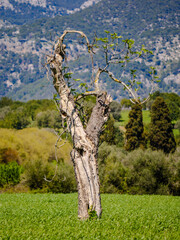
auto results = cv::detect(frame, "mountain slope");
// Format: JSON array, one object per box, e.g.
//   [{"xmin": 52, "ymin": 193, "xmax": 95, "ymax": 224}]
[
  {"xmin": 0, "ymin": 0, "xmax": 179, "ymax": 101},
  {"xmin": 0, "ymin": 0, "xmax": 101, "ymax": 24}
]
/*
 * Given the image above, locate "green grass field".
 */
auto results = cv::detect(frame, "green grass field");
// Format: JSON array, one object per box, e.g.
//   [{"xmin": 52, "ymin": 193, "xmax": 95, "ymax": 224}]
[
  {"xmin": 119, "ymin": 110, "xmax": 151, "ymax": 127},
  {"xmin": 0, "ymin": 194, "xmax": 179, "ymax": 239}
]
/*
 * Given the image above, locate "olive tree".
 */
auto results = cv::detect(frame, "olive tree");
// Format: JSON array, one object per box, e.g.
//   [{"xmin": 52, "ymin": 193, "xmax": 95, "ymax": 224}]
[{"xmin": 46, "ymin": 30, "xmax": 157, "ymax": 219}]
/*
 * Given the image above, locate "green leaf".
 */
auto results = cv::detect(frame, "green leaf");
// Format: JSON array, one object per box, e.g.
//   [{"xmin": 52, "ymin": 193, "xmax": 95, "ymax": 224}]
[
  {"xmin": 79, "ymin": 83, "xmax": 88, "ymax": 90},
  {"xmin": 93, "ymin": 44, "xmax": 99, "ymax": 48},
  {"xmin": 73, "ymin": 78, "xmax": 81, "ymax": 81},
  {"xmin": 131, "ymin": 70, "xmax": 137, "ymax": 74},
  {"xmin": 64, "ymin": 72, "xmax": 73, "ymax": 78}
]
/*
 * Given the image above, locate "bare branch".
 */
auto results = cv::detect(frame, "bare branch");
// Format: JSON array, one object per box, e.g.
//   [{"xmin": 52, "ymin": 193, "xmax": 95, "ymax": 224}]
[
  {"xmin": 75, "ymin": 91, "xmax": 98, "ymax": 101},
  {"xmin": 97, "ymin": 68, "xmax": 139, "ymax": 103},
  {"xmin": 140, "ymin": 95, "xmax": 150, "ymax": 105},
  {"xmin": 59, "ymin": 30, "xmax": 90, "ymax": 48},
  {"xmin": 94, "ymin": 68, "xmax": 103, "ymax": 92}
]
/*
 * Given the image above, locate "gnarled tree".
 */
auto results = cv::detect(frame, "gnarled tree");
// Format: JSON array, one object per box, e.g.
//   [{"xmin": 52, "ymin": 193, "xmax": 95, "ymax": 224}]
[{"xmin": 46, "ymin": 30, "xmax": 157, "ymax": 219}]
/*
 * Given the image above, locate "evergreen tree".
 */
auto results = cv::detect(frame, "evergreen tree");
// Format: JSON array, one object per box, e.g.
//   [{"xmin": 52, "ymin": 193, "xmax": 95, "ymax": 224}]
[
  {"xmin": 100, "ymin": 114, "xmax": 124, "ymax": 146},
  {"xmin": 125, "ymin": 103, "xmax": 146, "ymax": 151},
  {"xmin": 149, "ymin": 97, "xmax": 176, "ymax": 154}
]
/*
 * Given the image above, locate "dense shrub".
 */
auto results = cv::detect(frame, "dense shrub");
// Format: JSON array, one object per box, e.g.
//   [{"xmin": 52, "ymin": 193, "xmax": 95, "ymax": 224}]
[
  {"xmin": 24, "ymin": 160, "xmax": 52, "ymax": 190},
  {"xmin": 98, "ymin": 143, "xmax": 127, "ymax": 193},
  {"xmin": 109, "ymin": 101, "xmax": 121, "ymax": 121},
  {"xmin": 0, "ymin": 147, "xmax": 20, "ymax": 164},
  {"xmin": 24, "ymin": 99, "xmax": 56, "ymax": 120},
  {"xmin": 98, "ymin": 144, "xmax": 180, "ymax": 195},
  {"xmin": 123, "ymin": 148, "xmax": 180, "ymax": 195},
  {"xmin": 48, "ymin": 163, "xmax": 77, "ymax": 193},
  {"xmin": 36, "ymin": 110, "xmax": 62, "ymax": 129},
  {"xmin": 0, "ymin": 97, "xmax": 13, "ymax": 108},
  {"xmin": 167, "ymin": 148, "xmax": 180, "ymax": 195},
  {"xmin": 0, "ymin": 162, "xmax": 21, "ymax": 187},
  {"xmin": 24, "ymin": 159, "xmax": 76, "ymax": 193},
  {"xmin": 0, "ymin": 107, "xmax": 31, "ymax": 129},
  {"xmin": 0, "ymin": 106, "xmax": 11, "ymax": 120}
]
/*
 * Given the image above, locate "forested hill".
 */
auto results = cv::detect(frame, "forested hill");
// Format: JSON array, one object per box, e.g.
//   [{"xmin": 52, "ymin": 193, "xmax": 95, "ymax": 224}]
[{"xmin": 0, "ymin": 0, "xmax": 179, "ymax": 101}]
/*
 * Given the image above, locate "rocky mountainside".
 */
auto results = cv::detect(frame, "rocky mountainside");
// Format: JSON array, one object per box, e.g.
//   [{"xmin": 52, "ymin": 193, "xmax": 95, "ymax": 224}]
[
  {"xmin": 0, "ymin": 0, "xmax": 179, "ymax": 101},
  {"xmin": 0, "ymin": 0, "xmax": 101, "ymax": 24}
]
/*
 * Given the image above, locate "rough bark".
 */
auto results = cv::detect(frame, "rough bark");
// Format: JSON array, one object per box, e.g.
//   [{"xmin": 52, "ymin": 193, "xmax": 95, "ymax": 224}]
[{"xmin": 47, "ymin": 32, "xmax": 112, "ymax": 219}]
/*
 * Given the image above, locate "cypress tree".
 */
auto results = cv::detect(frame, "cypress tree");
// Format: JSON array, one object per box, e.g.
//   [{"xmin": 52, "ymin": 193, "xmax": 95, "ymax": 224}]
[
  {"xmin": 149, "ymin": 96, "xmax": 176, "ymax": 154},
  {"xmin": 125, "ymin": 103, "xmax": 146, "ymax": 151}
]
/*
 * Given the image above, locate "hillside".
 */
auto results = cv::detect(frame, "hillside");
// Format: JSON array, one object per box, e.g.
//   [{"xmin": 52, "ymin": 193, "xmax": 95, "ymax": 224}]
[
  {"xmin": 0, "ymin": 127, "xmax": 72, "ymax": 164},
  {"xmin": 0, "ymin": 0, "xmax": 101, "ymax": 24},
  {"xmin": 0, "ymin": 0, "xmax": 179, "ymax": 101}
]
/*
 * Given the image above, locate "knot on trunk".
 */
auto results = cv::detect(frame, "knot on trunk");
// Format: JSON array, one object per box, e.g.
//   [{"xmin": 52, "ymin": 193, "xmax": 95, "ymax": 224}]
[{"xmin": 55, "ymin": 42, "xmax": 66, "ymax": 59}]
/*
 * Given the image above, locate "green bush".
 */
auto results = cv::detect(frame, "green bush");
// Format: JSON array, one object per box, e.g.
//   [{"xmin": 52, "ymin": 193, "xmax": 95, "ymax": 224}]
[
  {"xmin": 109, "ymin": 101, "xmax": 122, "ymax": 121},
  {"xmin": 0, "ymin": 107, "xmax": 31, "ymax": 129},
  {"xmin": 24, "ymin": 159, "xmax": 76, "ymax": 193},
  {"xmin": 0, "ymin": 97, "xmax": 13, "ymax": 108},
  {"xmin": 123, "ymin": 149, "xmax": 178, "ymax": 195},
  {"xmin": 0, "ymin": 106, "xmax": 11, "ymax": 120},
  {"xmin": 24, "ymin": 160, "xmax": 51, "ymax": 190},
  {"xmin": 36, "ymin": 110, "xmax": 62, "ymax": 129},
  {"xmin": 168, "ymin": 148, "xmax": 180, "ymax": 195},
  {"xmin": 0, "ymin": 162, "xmax": 21, "ymax": 187},
  {"xmin": 48, "ymin": 163, "xmax": 77, "ymax": 193},
  {"xmin": 98, "ymin": 144, "xmax": 180, "ymax": 195},
  {"xmin": 98, "ymin": 143, "xmax": 127, "ymax": 193}
]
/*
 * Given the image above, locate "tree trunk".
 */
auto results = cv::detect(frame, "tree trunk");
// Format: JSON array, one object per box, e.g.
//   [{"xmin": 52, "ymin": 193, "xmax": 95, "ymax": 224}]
[
  {"xmin": 47, "ymin": 36, "xmax": 112, "ymax": 219},
  {"xmin": 71, "ymin": 93, "xmax": 112, "ymax": 219}
]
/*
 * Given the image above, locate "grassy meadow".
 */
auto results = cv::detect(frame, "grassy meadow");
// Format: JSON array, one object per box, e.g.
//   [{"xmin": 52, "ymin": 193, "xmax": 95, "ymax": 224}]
[
  {"xmin": 0, "ymin": 193, "xmax": 179, "ymax": 240},
  {"xmin": 119, "ymin": 110, "xmax": 151, "ymax": 127}
]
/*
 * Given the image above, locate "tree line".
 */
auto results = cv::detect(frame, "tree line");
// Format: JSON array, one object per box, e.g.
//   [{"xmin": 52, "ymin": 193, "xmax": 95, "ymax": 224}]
[
  {"xmin": 0, "ymin": 92, "xmax": 179, "ymax": 196},
  {"xmin": 0, "ymin": 92, "xmax": 180, "ymax": 152}
]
